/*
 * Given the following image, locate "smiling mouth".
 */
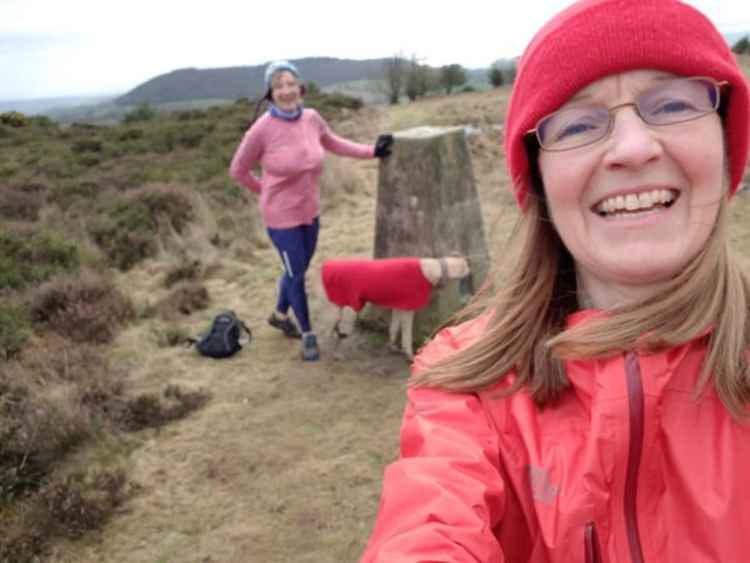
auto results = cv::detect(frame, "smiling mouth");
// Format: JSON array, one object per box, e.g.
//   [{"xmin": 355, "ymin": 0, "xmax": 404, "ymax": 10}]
[{"xmin": 593, "ymin": 189, "xmax": 678, "ymax": 218}]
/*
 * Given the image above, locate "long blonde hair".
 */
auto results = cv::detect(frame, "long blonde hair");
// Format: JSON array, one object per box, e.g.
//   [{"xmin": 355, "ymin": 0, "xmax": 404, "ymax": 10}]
[{"xmin": 412, "ymin": 186, "xmax": 750, "ymax": 416}]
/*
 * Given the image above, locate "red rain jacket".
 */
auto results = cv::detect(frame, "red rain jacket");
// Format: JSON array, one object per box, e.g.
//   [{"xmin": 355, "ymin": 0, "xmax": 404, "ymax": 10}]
[{"xmin": 361, "ymin": 311, "xmax": 750, "ymax": 562}]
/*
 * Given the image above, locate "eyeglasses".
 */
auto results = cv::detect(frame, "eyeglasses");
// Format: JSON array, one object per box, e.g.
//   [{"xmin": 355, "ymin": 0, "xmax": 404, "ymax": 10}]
[{"xmin": 527, "ymin": 77, "xmax": 727, "ymax": 152}]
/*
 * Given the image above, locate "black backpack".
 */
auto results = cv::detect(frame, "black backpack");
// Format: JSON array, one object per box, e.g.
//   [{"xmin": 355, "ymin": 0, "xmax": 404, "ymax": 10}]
[{"xmin": 191, "ymin": 311, "xmax": 252, "ymax": 359}]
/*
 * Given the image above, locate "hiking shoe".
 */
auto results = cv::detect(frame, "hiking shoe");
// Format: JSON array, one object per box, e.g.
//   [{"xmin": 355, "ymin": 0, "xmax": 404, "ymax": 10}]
[
  {"xmin": 302, "ymin": 333, "xmax": 320, "ymax": 362},
  {"xmin": 268, "ymin": 313, "xmax": 302, "ymax": 339}
]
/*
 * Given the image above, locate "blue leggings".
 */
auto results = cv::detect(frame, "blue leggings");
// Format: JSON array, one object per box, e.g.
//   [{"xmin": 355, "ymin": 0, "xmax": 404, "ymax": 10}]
[{"xmin": 266, "ymin": 218, "xmax": 319, "ymax": 333}]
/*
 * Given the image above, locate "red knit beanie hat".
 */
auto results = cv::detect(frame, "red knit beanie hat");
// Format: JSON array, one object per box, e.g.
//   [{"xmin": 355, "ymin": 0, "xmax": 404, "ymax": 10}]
[{"xmin": 504, "ymin": 0, "xmax": 750, "ymax": 210}]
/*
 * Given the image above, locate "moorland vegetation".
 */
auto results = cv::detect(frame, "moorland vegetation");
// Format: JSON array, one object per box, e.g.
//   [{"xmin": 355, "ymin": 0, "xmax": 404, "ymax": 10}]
[{"xmin": 0, "ymin": 91, "xmax": 371, "ymax": 561}]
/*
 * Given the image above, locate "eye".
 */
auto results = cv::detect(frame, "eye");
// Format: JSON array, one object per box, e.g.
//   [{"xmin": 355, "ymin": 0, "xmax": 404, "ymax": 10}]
[
  {"xmin": 537, "ymin": 106, "xmax": 609, "ymax": 148},
  {"xmin": 556, "ymin": 121, "xmax": 596, "ymax": 140},
  {"xmin": 651, "ymin": 99, "xmax": 695, "ymax": 115}
]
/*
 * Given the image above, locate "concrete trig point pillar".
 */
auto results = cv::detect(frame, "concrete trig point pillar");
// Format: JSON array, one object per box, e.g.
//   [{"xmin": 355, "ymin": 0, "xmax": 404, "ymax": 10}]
[{"xmin": 372, "ymin": 125, "xmax": 490, "ymax": 346}]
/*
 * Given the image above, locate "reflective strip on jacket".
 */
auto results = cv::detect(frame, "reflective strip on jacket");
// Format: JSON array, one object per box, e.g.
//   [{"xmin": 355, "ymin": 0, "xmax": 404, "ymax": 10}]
[{"xmin": 361, "ymin": 311, "xmax": 750, "ymax": 562}]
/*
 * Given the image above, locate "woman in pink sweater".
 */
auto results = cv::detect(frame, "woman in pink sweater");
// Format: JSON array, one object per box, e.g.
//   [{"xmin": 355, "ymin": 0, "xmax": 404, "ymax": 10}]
[{"xmin": 229, "ymin": 60, "xmax": 393, "ymax": 361}]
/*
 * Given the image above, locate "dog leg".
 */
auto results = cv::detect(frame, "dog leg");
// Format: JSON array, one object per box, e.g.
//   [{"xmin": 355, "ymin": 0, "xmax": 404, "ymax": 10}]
[
  {"xmin": 331, "ymin": 306, "xmax": 344, "ymax": 338},
  {"xmin": 389, "ymin": 309, "xmax": 400, "ymax": 346},
  {"xmin": 401, "ymin": 310, "xmax": 415, "ymax": 360},
  {"xmin": 335, "ymin": 306, "xmax": 356, "ymax": 338}
]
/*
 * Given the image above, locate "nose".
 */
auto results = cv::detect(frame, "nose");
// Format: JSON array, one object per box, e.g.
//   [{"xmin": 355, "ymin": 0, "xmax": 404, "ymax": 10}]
[{"xmin": 601, "ymin": 107, "xmax": 663, "ymax": 170}]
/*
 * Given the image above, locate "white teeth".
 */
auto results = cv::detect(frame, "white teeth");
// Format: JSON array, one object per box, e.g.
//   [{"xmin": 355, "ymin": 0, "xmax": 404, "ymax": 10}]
[{"xmin": 596, "ymin": 189, "xmax": 676, "ymax": 215}]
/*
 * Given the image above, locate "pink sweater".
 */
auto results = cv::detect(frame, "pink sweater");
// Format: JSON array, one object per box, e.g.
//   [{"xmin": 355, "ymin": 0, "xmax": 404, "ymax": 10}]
[{"xmin": 229, "ymin": 108, "xmax": 375, "ymax": 229}]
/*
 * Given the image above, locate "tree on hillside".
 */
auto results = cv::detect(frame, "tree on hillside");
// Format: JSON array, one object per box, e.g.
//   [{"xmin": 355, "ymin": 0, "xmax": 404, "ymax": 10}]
[
  {"xmin": 383, "ymin": 54, "xmax": 407, "ymax": 105},
  {"xmin": 405, "ymin": 55, "xmax": 434, "ymax": 101},
  {"xmin": 733, "ymin": 35, "xmax": 750, "ymax": 55},
  {"xmin": 488, "ymin": 65, "xmax": 504, "ymax": 88},
  {"xmin": 440, "ymin": 64, "xmax": 467, "ymax": 95},
  {"xmin": 306, "ymin": 81, "xmax": 321, "ymax": 96},
  {"xmin": 491, "ymin": 58, "xmax": 518, "ymax": 85},
  {"xmin": 124, "ymin": 103, "xmax": 156, "ymax": 123}
]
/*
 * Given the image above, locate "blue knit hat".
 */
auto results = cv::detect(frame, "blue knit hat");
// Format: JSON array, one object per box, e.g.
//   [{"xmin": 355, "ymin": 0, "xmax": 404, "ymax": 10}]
[{"xmin": 264, "ymin": 60, "xmax": 302, "ymax": 90}]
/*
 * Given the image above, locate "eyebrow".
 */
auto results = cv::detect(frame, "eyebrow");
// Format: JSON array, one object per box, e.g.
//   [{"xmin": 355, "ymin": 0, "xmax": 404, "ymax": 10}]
[
  {"xmin": 566, "ymin": 75, "xmax": 679, "ymax": 107},
  {"xmin": 568, "ymin": 92, "xmax": 593, "ymax": 103}
]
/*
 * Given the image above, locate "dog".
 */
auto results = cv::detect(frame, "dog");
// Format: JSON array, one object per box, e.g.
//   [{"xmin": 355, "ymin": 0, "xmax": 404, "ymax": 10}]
[{"xmin": 320, "ymin": 256, "xmax": 471, "ymax": 359}]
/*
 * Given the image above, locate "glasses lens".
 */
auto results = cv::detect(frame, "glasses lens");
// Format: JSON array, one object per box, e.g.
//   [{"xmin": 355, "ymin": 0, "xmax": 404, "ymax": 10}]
[
  {"xmin": 536, "ymin": 106, "xmax": 610, "ymax": 151},
  {"xmin": 638, "ymin": 78, "xmax": 719, "ymax": 126}
]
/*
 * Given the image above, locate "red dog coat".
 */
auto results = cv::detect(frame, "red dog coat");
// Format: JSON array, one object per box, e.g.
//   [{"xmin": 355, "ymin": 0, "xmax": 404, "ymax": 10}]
[{"xmin": 321, "ymin": 257, "xmax": 433, "ymax": 312}]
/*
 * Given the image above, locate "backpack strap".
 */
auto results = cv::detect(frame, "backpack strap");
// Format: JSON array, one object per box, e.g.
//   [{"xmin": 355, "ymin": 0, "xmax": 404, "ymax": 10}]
[{"xmin": 239, "ymin": 321, "xmax": 253, "ymax": 345}]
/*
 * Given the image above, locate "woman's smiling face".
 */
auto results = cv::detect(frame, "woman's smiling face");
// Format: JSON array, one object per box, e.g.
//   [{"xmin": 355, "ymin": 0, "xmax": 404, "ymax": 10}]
[
  {"xmin": 270, "ymin": 70, "xmax": 302, "ymax": 112},
  {"xmin": 537, "ymin": 70, "xmax": 726, "ymax": 307}
]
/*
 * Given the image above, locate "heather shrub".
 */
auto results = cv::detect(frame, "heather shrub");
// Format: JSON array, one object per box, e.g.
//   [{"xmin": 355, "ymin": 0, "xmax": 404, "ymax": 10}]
[
  {"xmin": 124, "ymin": 168, "xmax": 148, "ymax": 188},
  {"xmin": 157, "ymin": 283, "xmax": 210, "ymax": 318},
  {"xmin": 164, "ymin": 259, "xmax": 202, "ymax": 288},
  {"xmin": 0, "ymin": 160, "xmax": 20, "ymax": 179},
  {"xmin": 0, "ymin": 375, "xmax": 90, "ymax": 504},
  {"xmin": 22, "ymin": 336, "xmax": 115, "ymax": 384},
  {"xmin": 71, "ymin": 139, "xmax": 103, "ymax": 153},
  {"xmin": 77, "ymin": 154, "xmax": 102, "ymax": 167},
  {"xmin": 0, "ymin": 111, "xmax": 27, "ymax": 128},
  {"xmin": 176, "ymin": 123, "xmax": 213, "ymax": 148},
  {"xmin": 310, "ymin": 92, "xmax": 364, "ymax": 112},
  {"xmin": 48, "ymin": 180, "xmax": 100, "ymax": 212},
  {"xmin": 35, "ymin": 153, "xmax": 80, "ymax": 179},
  {"xmin": 68, "ymin": 122, "xmax": 101, "ymax": 133},
  {"xmin": 177, "ymin": 109, "xmax": 207, "ymax": 120},
  {"xmin": 204, "ymin": 177, "xmax": 245, "ymax": 206},
  {"xmin": 119, "ymin": 385, "xmax": 212, "ymax": 432},
  {"xmin": 152, "ymin": 128, "xmax": 176, "ymax": 153},
  {"xmin": 0, "ymin": 301, "xmax": 29, "ymax": 360},
  {"xmin": 0, "ymin": 184, "xmax": 46, "ymax": 221},
  {"xmin": 0, "ymin": 229, "xmax": 80, "ymax": 290},
  {"xmin": 0, "ymin": 468, "xmax": 131, "ymax": 561},
  {"xmin": 41, "ymin": 469, "xmax": 129, "ymax": 538},
  {"xmin": 29, "ymin": 271, "xmax": 134, "ymax": 344},
  {"xmin": 194, "ymin": 153, "xmax": 228, "ymax": 182},
  {"xmin": 117, "ymin": 127, "xmax": 144, "ymax": 141},
  {"xmin": 88, "ymin": 185, "xmax": 194, "ymax": 270},
  {"xmin": 0, "ymin": 124, "xmax": 14, "ymax": 139},
  {"xmin": 123, "ymin": 103, "xmax": 156, "ymax": 123},
  {"xmin": 0, "ymin": 335, "xmax": 126, "ymax": 530},
  {"xmin": 29, "ymin": 115, "xmax": 55, "ymax": 129}
]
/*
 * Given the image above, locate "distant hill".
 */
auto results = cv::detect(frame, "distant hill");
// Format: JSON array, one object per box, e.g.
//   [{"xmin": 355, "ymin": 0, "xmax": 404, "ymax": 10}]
[
  {"xmin": 116, "ymin": 57, "xmax": 392, "ymax": 106},
  {"xmin": 0, "ymin": 94, "xmax": 116, "ymax": 116}
]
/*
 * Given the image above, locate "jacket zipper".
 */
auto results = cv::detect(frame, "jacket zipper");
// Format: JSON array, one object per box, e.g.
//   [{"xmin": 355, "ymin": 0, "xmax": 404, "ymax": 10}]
[
  {"xmin": 624, "ymin": 352, "xmax": 646, "ymax": 563},
  {"xmin": 584, "ymin": 521, "xmax": 602, "ymax": 563}
]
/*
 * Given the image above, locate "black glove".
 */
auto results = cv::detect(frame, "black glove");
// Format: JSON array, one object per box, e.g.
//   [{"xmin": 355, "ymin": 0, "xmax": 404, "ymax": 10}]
[{"xmin": 374, "ymin": 133, "xmax": 394, "ymax": 158}]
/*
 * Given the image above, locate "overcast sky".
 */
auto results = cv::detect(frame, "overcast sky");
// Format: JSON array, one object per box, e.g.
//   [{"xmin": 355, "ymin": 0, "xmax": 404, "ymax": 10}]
[{"xmin": 1, "ymin": 0, "xmax": 749, "ymax": 101}]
